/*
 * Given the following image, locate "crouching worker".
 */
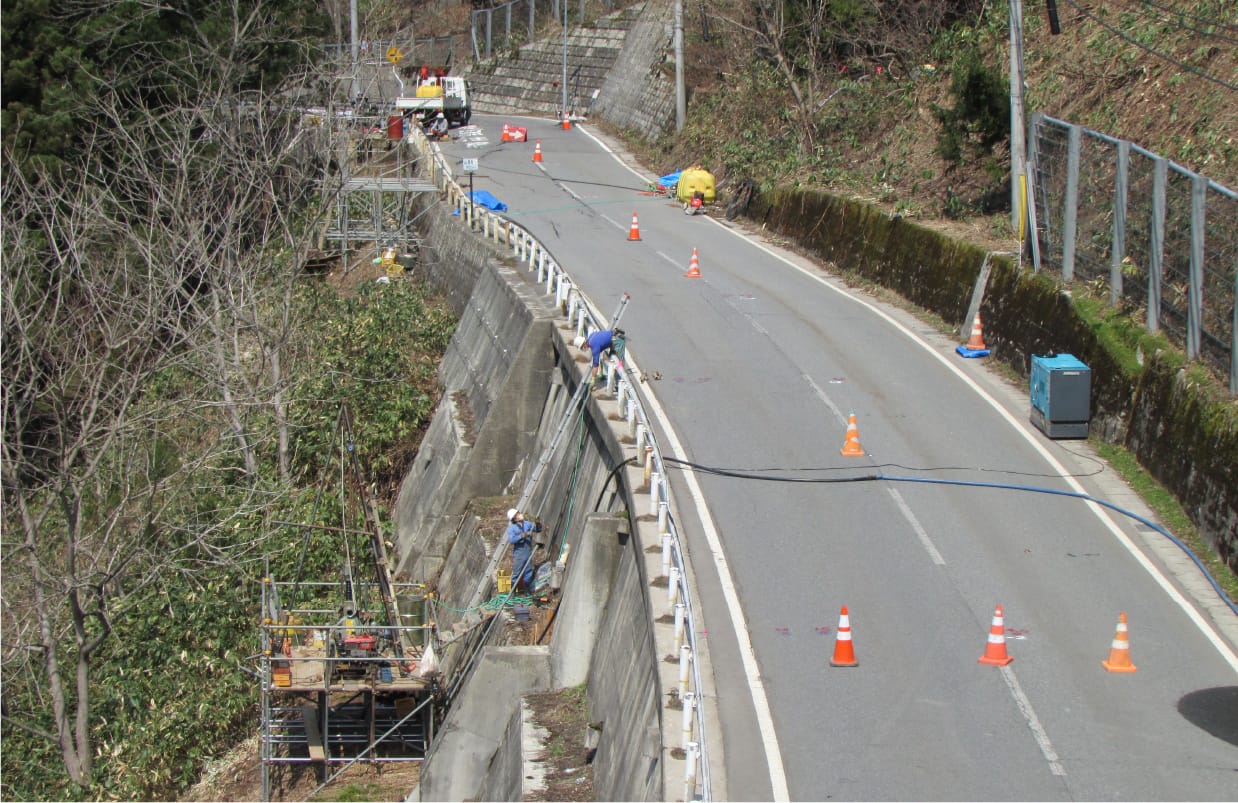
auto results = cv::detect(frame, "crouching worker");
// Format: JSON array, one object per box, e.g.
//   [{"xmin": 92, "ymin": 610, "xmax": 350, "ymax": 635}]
[
  {"xmin": 505, "ymin": 508, "xmax": 543, "ymax": 593},
  {"xmin": 580, "ymin": 327, "xmax": 626, "ymax": 387},
  {"xmin": 425, "ymin": 112, "xmax": 448, "ymax": 140}
]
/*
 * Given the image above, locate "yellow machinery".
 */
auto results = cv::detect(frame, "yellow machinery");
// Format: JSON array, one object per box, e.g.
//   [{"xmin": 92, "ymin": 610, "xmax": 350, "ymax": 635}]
[{"xmin": 676, "ymin": 167, "xmax": 716, "ymax": 205}]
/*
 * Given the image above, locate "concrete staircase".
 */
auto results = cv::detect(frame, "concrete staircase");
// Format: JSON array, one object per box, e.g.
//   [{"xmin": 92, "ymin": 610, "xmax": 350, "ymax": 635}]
[{"xmin": 466, "ymin": 4, "xmax": 645, "ymax": 119}]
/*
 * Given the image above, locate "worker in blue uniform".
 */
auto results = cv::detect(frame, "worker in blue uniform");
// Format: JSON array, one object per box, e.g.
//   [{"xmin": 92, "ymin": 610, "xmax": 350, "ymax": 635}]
[
  {"xmin": 505, "ymin": 508, "xmax": 542, "ymax": 592},
  {"xmin": 583, "ymin": 328, "xmax": 625, "ymax": 386}
]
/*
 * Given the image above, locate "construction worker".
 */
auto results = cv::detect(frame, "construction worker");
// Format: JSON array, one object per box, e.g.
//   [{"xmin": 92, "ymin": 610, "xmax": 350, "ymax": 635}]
[
  {"xmin": 505, "ymin": 509, "xmax": 542, "ymax": 593},
  {"xmin": 426, "ymin": 112, "xmax": 448, "ymax": 140},
  {"xmin": 581, "ymin": 328, "xmax": 625, "ymax": 387}
]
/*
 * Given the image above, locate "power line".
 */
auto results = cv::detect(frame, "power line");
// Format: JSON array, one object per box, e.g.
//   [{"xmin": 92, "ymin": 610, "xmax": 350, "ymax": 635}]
[
  {"xmin": 1117, "ymin": 0, "xmax": 1238, "ymax": 32},
  {"xmin": 1110, "ymin": 0, "xmax": 1238, "ymax": 45},
  {"xmin": 1059, "ymin": 0, "xmax": 1238, "ymax": 91}
]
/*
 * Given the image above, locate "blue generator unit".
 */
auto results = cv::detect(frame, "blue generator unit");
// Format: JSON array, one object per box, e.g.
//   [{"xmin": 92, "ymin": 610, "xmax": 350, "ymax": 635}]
[{"xmin": 1030, "ymin": 354, "xmax": 1091, "ymax": 438}]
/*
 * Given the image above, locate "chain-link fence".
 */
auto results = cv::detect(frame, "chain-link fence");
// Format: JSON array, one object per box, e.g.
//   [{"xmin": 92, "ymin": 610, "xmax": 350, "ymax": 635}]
[{"xmin": 1028, "ymin": 112, "xmax": 1237, "ymax": 396}]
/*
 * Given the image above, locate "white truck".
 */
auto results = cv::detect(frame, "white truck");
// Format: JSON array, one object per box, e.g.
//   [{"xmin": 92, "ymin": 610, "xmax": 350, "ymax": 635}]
[{"xmin": 394, "ymin": 75, "xmax": 472, "ymax": 127}]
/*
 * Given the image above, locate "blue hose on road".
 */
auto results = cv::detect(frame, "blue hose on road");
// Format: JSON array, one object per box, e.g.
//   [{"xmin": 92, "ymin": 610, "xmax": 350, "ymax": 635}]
[{"xmin": 879, "ymin": 474, "xmax": 1238, "ymax": 617}]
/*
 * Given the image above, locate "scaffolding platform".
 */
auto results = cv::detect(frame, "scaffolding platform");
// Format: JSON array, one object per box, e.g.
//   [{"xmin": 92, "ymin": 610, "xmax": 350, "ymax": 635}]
[{"xmin": 260, "ymin": 576, "xmax": 438, "ymax": 799}]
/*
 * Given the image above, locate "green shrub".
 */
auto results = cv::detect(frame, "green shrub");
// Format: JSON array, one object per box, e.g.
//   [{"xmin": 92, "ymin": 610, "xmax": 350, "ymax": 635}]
[{"xmin": 931, "ymin": 49, "xmax": 1009, "ymax": 165}]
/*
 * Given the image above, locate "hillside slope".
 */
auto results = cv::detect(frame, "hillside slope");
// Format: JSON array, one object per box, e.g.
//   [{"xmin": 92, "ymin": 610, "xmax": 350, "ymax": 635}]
[{"xmin": 644, "ymin": 0, "xmax": 1236, "ymax": 244}]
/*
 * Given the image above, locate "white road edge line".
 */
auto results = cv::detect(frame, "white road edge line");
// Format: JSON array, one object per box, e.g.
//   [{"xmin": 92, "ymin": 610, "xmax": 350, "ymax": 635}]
[
  {"xmin": 887, "ymin": 487, "xmax": 947, "ymax": 566},
  {"xmin": 704, "ymin": 222, "xmax": 1238, "ymax": 672},
  {"xmin": 576, "ymin": 128, "xmax": 790, "ymax": 800},
  {"xmin": 625, "ymin": 349, "xmax": 791, "ymax": 802},
  {"xmin": 1001, "ymin": 665, "xmax": 1067, "ymax": 777},
  {"xmin": 580, "ymin": 123, "xmax": 1235, "ymax": 802}
]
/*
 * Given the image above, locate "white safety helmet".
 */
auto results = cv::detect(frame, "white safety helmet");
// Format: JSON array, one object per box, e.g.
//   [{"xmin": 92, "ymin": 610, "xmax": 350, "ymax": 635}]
[
  {"xmin": 436, "ymin": 112, "xmax": 445, "ymax": 119},
  {"xmin": 506, "ymin": 508, "xmax": 519, "ymax": 522}
]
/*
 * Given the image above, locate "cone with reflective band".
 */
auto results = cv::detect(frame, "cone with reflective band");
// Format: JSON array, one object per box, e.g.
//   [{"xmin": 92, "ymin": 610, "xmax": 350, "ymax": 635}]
[
  {"xmin": 627, "ymin": 212, "xmax": 642, "ymax": 241},
  {"xmin": 978, "ymin": 604, "xmax": 1014, "ymax": 665},
  {"xmin": 532, "ymin": 140, "xmax": 543, "ymax": 163},
  {"xmin": 562, "ymin": 111, "xmax": 571, "ymax": 130},
  {"xmin": 685, "ymin": 248, "xmax": 702, "ymax": 278},
  {"xmin": 1101, "ymin": 612, "xmax": 1137, "ymax": 673},
  {"xmin": 829, "ymin": 605, "xmax": 858, "ymax": 667},
  {"xmin": 964, "ymin": 312, "xmax": 987, "ymax": 350},
  {"xmin": 839, "ymin": 412, "xmax": 865, "ymax": 457}
]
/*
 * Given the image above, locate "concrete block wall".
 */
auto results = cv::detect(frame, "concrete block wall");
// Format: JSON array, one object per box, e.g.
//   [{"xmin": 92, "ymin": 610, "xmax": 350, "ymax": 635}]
[
  {"xmin": 467, "ymin": 2, "xmax": 676, "ymax": 140},
  {"xmin": 590, "ymin": 0, "xmax": 677, "ymax": 140}
]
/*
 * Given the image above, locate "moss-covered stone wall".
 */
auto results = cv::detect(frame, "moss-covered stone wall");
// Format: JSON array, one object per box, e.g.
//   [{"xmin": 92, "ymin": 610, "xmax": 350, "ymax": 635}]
[{"xmin": 748, "ymin": 186, "xmax": 1237, "ymax": 571}]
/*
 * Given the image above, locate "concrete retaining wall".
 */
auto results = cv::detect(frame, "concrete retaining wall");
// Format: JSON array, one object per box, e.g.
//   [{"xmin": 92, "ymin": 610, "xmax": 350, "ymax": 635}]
[
  {"xmin": 414, "ymin": 646, "xmax": 551, "ymax": 801},
  {"xmin": 391, "ymin": 259, "xmax": 558, "ymax": 580},
  {"xmin": 550, "ymin": 513, "xmax": 626, "ymax": 687},
  {"xmin": 475, "ymin": 703, "xmax": 524, "ymax": 802},
  {"xmin": 397, "ymin": 168, "xmax": 671, "ymax": 800},
  {"xmin": 583, "ymin": 528, "xmax": 664, "ymax": 801},
  {"xmin": 591, "ymin": 0, "xmax": 678, "ymax": 140}
]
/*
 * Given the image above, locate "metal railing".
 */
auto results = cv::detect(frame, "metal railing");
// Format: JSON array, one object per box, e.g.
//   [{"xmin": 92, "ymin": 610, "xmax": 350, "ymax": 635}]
[
  {"xmin": 1028, "ymin": 112, "xmax": 1238, "ymax": 395},
  {"xmin": 410, "ymin": 127, "xmax": 713, "ymax": 800}
]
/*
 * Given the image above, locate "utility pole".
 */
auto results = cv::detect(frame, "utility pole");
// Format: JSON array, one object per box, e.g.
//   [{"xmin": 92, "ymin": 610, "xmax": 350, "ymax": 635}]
[
  {"xmin": 674, "ymin": 0, "xmax": 686, "ymax": 131},
  {"xmin": 561, "ymin": 0, "xmax": 569, "ymax": 120},
  {"xmin": 349, "ymin": 0, "xmax": 359, "ymax": 102},
  {"xmin": 1010, "ymin": 0, "xmax": 1028, "ymax": 240}
]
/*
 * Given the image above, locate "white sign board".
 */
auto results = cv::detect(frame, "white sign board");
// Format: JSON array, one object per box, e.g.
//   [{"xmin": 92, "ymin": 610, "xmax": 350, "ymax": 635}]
[{"xmin": 462, "ymin": 158, "xmax": 479, "ymax": 173}]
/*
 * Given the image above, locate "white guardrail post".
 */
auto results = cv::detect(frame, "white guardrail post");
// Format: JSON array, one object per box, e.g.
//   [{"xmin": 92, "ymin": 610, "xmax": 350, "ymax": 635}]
[{"xmin": 409, "ymin": 127, "xmax": 712, "ymax": 799}]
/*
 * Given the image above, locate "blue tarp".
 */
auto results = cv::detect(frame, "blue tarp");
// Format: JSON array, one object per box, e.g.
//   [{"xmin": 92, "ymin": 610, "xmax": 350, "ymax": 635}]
[
  {"xmin": 469, "ymin": 189, "xmax": 508, "ymax": 211},
  {"xmin": 657, "ymin": 170, "xmax": 682, "ymax": 188}
]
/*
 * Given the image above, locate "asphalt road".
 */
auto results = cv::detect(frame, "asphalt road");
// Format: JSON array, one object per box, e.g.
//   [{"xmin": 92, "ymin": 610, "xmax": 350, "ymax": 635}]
[{"xmin": 436, "ymin": 115, "xmax": 1238, "ymax": 801}]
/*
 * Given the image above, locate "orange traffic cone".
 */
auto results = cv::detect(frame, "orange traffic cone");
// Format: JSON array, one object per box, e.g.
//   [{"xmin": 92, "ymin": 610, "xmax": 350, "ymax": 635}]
[
  {"xmin": 532, "ymin": 140, "xmax": 543, "ymax": 163},
  {"xmin": 964, "ymin": 312, "xmax": 987, "ymax": 350},
  {"xmin": 684, "ymin": 248, "xmax": 702, "ymax": 278},
  {"xmin": 829, "ymin": 605, "xmax": 858, "ymax": 667},
  {"xmin": 1101, "ymin": 612, "xmax": 1137, "ymax": 673},
  {"xmin": 562, "ymin": 111, "xmax": 571, "ymax": 130},
  {"xmin": 627, "ymin": 212, "xmax": 641, "ymax": 241},
  {"xmin": 839, "ymin": 413, "xmax": 865, "ymax": 457},
  {"xmin": 978, "ymin": 604, "xmax": 1014, "ymax": 666}
]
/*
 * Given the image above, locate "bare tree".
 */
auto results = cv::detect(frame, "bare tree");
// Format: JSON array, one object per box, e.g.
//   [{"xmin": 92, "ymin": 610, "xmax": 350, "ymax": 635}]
[
  {"xmin": 1, "ymin": 1, "xmax": 335, "ymax": 787},
  {"xmin": 0, "ymin": 144, "xmax": 261, "ymax": 785}
]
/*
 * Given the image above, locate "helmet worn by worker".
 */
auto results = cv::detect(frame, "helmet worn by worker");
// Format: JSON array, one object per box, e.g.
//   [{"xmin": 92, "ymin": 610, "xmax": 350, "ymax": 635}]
[
  {"xmin": 436, "ymin": 112, "xmax": 445, "ymax": 118},
  {"xmin": 507, "ymin": 508, "xmax": 519, "ymax": 522}
]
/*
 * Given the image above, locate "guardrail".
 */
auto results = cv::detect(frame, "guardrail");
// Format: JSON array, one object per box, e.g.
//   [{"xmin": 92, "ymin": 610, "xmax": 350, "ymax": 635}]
[{"xmin": 410, "ymin": 127, "xmax": 713, "ymax": 801}]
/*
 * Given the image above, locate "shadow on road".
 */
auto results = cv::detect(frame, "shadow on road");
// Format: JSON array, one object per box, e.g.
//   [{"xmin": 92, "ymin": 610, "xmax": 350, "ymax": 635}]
[{"xmin": 1178, "ymin": 686, "xmax": 1238, "ymax": 747}]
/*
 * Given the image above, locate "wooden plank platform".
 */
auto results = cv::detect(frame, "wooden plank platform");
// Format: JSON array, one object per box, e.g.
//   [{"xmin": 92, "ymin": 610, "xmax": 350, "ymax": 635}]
[{"xmin": 300, "ymin": 705, "xmax": 326, "ymax": 762}]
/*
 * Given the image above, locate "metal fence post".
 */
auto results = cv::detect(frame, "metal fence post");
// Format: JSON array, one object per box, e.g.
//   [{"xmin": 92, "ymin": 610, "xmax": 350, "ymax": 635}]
[
  {"xmin": 1149, "ymin": 156, "xmax": 1168, "ymax": 332},
  {"xmin": 1027, "ymin": 112, "xmax": 1044, "ymax": 273},
  {"xmin": 1188, "ymin": 174, "xmax": 1206, "ymax": 360},
  {"xmin": 485, "ymin": 8, "xmax": 493, "ymax": 60},
  {"xmin": 1062, "ymin": 123, "xmax": 1082, "ymax": 283},
  {"xmin": 1111, "ymin": 140, "xmax": 1130, "ymax": 305}
]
